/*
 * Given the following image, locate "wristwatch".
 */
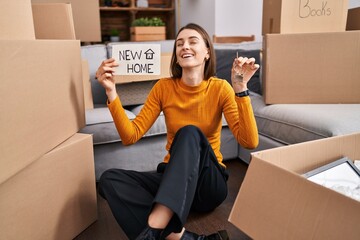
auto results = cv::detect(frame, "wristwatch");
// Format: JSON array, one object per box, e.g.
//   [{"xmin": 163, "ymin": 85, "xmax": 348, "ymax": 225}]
[{"xmin": 235, "ymin": 90, "xmax": 250, "ymax": 97}]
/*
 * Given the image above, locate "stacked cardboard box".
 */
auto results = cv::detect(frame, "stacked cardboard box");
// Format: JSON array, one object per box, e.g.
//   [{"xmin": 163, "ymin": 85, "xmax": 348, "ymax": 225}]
[
  {"xmin": 0, "ymin": 1, "xmax": 97, "ymax": 239},
  {"xmin": 31, "ymin": 0, "xmax": 101, "ymax": 42},
  {"xmin": 261, "ymin": 0, "xmax": 360, "ymax": 104}
]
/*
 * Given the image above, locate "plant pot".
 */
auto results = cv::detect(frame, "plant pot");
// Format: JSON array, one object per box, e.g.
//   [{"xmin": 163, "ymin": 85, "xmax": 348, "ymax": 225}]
[
  {"xmin": 130, "ymin": 26, "xmax": 166, "ymax": 41},
  {"xmin": 110, "ymin": 36, "xmax": 120, "ymax": 42}
]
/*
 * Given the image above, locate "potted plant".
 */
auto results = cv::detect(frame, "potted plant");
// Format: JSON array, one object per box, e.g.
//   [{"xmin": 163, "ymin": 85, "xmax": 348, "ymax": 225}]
[
  {"xmin": 130, "ymin": 17, "xmax": 166, "ymax": 41},
  {"xmin": 110, "ymin": 28, "xmax": 120, "ymax": 42}
]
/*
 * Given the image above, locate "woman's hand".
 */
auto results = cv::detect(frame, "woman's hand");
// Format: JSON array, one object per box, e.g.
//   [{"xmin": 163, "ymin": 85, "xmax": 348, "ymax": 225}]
[
  {"xmin": 96, "ymin": 58, "xmax": 119, "ymax": 102},
  {"xmin": 231, "ymin": 56, "xmax": 260, "ymax": 92}
]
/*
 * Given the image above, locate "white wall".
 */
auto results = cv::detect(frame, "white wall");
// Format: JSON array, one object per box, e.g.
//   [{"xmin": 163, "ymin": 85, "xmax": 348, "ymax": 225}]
[
  {"xmin": 215, "ymin": 0, "xmax": 262, "ymax": 41},
  {"xmin": 349, "ymin": 0, "xmax": 360, "ymax": 8},
  {"xmin": 176, "ymin": 0, "xmax": 262, "ymax": 41},
  {"xmin": 176, "ymin": 0, "xmax": 360, "ymax": 41},
  {"xmin": 176, "ymin": 0, "xmax": 215, "ymax": 37}
]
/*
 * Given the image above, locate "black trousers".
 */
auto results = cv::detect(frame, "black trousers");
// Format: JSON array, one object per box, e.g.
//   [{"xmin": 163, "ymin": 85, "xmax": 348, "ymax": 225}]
[{"xmin": 98, "ymin": 125, "xmax": 229, "ymax": 240}]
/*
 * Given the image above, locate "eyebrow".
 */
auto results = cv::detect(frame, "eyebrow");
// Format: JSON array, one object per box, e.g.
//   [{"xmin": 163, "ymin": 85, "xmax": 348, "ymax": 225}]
[{"xmin": 176, "ymin": 36, "xmax": 200, "ymax": 42}]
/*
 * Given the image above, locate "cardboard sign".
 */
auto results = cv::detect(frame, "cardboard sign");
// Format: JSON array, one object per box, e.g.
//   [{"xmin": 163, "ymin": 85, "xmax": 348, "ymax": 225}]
[{"xmin": 112, "ymin": 44, "xmax": 161, "ymax": 75}]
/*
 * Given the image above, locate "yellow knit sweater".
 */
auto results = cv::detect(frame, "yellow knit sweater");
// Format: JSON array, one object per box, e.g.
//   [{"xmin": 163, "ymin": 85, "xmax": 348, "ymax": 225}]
[{"xmin": 108, "ymin": 77, "xmax": 258, "ymax": 167}]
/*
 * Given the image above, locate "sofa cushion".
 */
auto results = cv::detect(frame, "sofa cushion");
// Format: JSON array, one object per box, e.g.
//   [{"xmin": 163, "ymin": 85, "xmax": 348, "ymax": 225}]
[
  {"xmin": 80, "ymin": 105, "xmax": 169, "ymax": 145},
  {"xmin": 80, "ymin": 107, "xmax": 135, "ymax": 145},
  {"xmin": 251, "ymin": 92, "xmax": 360, "ymax": 145}
]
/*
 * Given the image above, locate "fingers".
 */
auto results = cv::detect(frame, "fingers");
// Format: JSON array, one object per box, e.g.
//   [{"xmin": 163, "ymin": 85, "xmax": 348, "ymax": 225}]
[
  {"xmin": 96, "ymin": 58, "xmax": 119, "ymax": 80},
  {"xmin": 233, "ymin": 56, "xmax": 260, "ymax": 72}
]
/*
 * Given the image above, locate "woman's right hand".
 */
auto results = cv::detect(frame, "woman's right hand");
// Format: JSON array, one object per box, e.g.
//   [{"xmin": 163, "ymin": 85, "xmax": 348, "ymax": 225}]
[{"xmin": 96, "ymin": 58, "xmax": 119, "ymax": 102}]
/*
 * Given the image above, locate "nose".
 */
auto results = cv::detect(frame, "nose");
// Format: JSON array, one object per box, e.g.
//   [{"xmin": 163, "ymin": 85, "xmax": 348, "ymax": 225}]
[{"xmin": 182, "ymin": 41, "xmax": 190, "ymax": 49}]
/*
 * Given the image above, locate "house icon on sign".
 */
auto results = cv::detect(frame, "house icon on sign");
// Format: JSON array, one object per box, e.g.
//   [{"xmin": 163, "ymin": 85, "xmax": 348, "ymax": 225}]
[{"xmin": 144, "ymin": 49, "xmax": 155, "ymax": 60}]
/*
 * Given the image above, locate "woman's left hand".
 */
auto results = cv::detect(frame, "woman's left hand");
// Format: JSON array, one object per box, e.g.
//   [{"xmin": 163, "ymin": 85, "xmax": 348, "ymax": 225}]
[{"xmin": 231, "ymin": 56, "xmax": 260, "ymax": 91}]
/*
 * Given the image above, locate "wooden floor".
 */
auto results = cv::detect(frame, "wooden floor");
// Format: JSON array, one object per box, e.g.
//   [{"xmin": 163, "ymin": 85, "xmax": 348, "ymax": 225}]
[{"xmin": 74, "ymin": 159, "xmax": 252, "ymax": 240}]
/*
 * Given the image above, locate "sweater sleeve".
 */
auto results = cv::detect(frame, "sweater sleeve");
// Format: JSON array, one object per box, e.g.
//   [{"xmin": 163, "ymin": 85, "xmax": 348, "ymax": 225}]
[
  {"xmin": 222, "ymin": 84, "xmax": 259, "ymax": 149},
  {"xmin": 107, "ymin": 82, "xmax": 162, "ymax": 145}
]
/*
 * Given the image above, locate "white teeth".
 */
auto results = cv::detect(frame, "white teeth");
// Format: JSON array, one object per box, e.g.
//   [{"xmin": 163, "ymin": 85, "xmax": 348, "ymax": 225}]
[{"xmin": 182, "ymin": 54, "xmax": 193, "ymax": 58}]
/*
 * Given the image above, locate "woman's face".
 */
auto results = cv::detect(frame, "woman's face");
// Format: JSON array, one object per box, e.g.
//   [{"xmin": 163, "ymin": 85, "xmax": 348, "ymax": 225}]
[{"xmin": 175, "ymin": 29, "xmax": 209, "ymax": 70}]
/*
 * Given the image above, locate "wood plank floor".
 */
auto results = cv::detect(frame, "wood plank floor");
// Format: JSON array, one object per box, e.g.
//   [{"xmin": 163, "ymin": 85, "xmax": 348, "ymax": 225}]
[{"xmin": 74, "ymin": 159, "xmax": 252, "ymax": 240}]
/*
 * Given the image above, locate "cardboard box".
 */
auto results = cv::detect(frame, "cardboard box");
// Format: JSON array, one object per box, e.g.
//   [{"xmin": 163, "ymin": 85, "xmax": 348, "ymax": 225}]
[
  {"xmin": 31, "ymin": 0, "xmax": 101, "ymax": 42},
  {"xmin": 347, "ymin": 7, "xmax": 360, "ymax": 30},
  {"xmin": 130, "ymin": 26, "xmax": 166, "ymax": 42},
  {"xmin": 229, "ymin": 133, "xmax": 360, "ymax": 240},
  {"xmin": 262, "ymin": 0, "xmax": 349, "ymax": 34},
  {"xmin": 32, "ymin": 3, "xmax": 76, "ymax": 40},
  {"xmin": 114, "ymin": 52, "xmax": 171, "ymax": 84},
  {"xmin": 0, "ymin": 133, "xmax": 97, "ymax": 240},
  {"xmin": 263, "ymin": 31, "xmax": 360, "ymax": 104},
  {"xmin": 82, "ymin": 59, "xmax": 94, "ymax": 109},
  {"xmin": 0, "ymin": 40, "xmax": 85, "ymax": 184},
  {"xmin": 0, "ymin": 0, "xmax": 36, "ymax": 39}
]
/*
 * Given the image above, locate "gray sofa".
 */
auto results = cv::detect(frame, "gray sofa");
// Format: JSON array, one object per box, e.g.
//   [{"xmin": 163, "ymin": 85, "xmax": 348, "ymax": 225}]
[{"xmin": 80, "ymin": 40, "xmax": 360, "ymax": 180}]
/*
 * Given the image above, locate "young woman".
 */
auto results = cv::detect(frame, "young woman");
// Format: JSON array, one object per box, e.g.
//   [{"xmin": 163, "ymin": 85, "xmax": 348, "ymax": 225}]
[{"xmin": 96, "ymin": 23, "xmax": 259, "ymax": 240}]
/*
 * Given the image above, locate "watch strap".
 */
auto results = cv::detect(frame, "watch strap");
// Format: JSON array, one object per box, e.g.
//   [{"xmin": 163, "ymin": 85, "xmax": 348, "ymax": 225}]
[{"xmin": 235, "ymin": 90, "xmax": 250, "ymax": 97}]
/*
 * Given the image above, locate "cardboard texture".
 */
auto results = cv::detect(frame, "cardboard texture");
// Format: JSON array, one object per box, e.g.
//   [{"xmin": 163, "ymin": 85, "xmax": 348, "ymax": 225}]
[
  {"xmin": 263, "ymin": 31, "xmax": 360, "ymax": 104},
  {"xmin": 114, "ymin": 53, "xmax": 171, "ymax": 83},
  {"xmin": 229, "ymin": 133, "xmax": 360, "ymax": 240},
  {"xmin": 82, "ymin": 59, "xmax": 94, "ymax": 109},
  {"xmin": 31, "ymin": 0, "xmax": 101, "ymax": 42},
  {"xmin": 0, "ymin": 40, "xmax": 85, "ymax": 184},
  {"xmin": 0, "ymin": 0, "xmax": 36, "ymax": 40},
  {"xmin": 32, "ymin": 3, "xmax": 76, "ymax": 40},
  {"xmin": 347, "ymin": 7, "xmax": 360, "ymax": 30},
  {"xmin": 0, "ymin": 133, "xmax": 97, "ymax": 240},
  {"xmin": 262, "ymin": 0, "xmax": 349, "ymax": 34}
]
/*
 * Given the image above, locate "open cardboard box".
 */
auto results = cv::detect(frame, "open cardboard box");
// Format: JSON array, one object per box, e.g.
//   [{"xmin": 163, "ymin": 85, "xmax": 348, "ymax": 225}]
[
  {"xmin": 229, "ymin": 132, "xmax": 360, "ymax": 240},
  {"xmin": 262, "ymin": 0, "xmax": 348, "ymax": 34},
  {"xmin": 263, "ymin": 30, "xmax": 360, "ymax": 104}
]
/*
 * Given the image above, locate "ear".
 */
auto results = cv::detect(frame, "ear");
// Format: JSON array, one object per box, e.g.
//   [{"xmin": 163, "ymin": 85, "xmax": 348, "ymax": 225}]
[{"xmin": 205, "ymin": 49, "xmax": 210, "ymax": 60}]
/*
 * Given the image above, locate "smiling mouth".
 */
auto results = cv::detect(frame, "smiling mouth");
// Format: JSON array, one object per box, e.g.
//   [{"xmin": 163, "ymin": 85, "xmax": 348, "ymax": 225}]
[{"xmin": 181, "ymin": 53, "xmax": 194, "ymax": 58}]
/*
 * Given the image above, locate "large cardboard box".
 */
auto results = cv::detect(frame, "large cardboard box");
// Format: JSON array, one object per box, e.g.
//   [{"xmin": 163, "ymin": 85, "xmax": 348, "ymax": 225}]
[
  {"xmin": 0, "ymin": 133, "xmax": 97, "ymax": 240},
  {"xmin": 0, "ymin": 0, "xmax": 36, "ymax": 39},
  {"xmin": 229, "ymin": 133, "xmax": 360, "ymax": 240},
  {"xmin": 31, "ymin": 0, "xmax": 101, "ymax": 42},
  {"xmin": 0, "ymin": 40, "xmax": 85, "ymax": 184},
  {"xmin": 262, "ymin": 0, "xmax": 349, "ymax": 34},
  {"xmin": 347, "ymin": 7, "xmax": 360, "ymax": 30},
  {"xmin": 263, "ymin": 31, "xmax": 360, "ymax": 104},
  {"xmin": 32, "ymin": 3, "xmax": 76, "ymax": 40}
]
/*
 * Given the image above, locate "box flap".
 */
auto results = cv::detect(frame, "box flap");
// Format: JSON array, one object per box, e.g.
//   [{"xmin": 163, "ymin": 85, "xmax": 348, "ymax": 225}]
[{"xmin": 229, "ymin": 156, "xmax": 360, "ymax": 240}]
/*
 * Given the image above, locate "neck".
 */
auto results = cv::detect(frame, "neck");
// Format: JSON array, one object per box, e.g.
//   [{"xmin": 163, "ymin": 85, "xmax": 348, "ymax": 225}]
[{"xmin": 181, "ymin": 68, "xmax": 205, "ymax": 86}]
